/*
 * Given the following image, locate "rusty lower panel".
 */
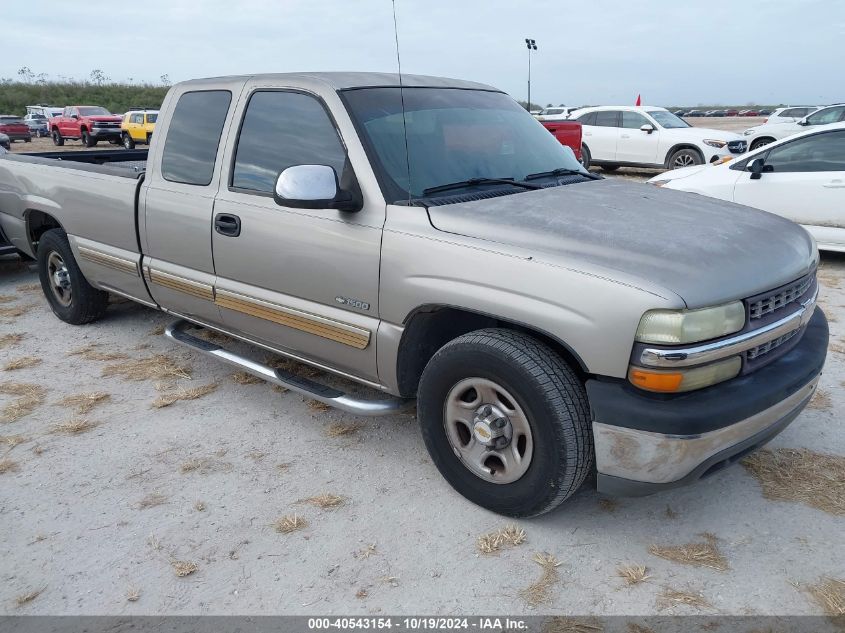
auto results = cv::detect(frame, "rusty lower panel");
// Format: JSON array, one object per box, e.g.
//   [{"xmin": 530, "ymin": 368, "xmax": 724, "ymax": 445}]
[{"xmin": 592, "ymin": 375, "xmax": 819, "ymax": 484}]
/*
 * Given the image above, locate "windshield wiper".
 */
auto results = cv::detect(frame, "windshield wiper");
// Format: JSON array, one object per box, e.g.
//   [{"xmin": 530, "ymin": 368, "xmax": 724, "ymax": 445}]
[
  {"xmin": 422, "ymin": 177, "xmax": 542, "ymax": 196},
  {"xmin": 525, "ymin": 167, "xmax": 602, "ymax": 181}
]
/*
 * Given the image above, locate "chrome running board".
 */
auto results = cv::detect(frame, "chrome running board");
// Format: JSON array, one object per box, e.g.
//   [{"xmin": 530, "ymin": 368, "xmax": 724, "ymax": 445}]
[{"xmin": 165, "ymin": 319, "xmax": 414, "ymax": 417}]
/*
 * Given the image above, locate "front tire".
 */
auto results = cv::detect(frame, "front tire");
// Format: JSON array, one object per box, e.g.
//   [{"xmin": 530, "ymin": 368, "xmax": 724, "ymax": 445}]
[
  {"xmin": 750, "ymin": 138, "xmax": 774, "ymax": 151},
  {"xmin": 81, "ymin": 129, "xmax": 97, "ymax": 147},
  {"xmin": 417, "ymin": 329, "xmax": 593, "ymax": 517},
  {"xmin": 52, "ymin": 129, "xmax": 64, "ymax": 146},
  {"xmin": 122, "ymin": 133, "xmax": 135, "ymax": 150},
  {"xmin": 37, "ymin": 229, "xmax": 109, "ymax": 325},
  {"xmin": 667, "ymin": 147, "xmax": 703, "ymax": 169}
]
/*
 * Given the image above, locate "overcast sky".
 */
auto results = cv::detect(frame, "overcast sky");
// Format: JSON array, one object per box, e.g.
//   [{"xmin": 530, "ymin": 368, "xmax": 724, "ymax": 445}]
[{"xmin": 3, "ymin": 0, "xmax": 843, "ymax": 106}]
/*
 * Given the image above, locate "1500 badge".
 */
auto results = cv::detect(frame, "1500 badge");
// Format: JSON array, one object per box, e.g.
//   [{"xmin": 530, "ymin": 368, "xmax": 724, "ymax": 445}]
[{"xmin": 335, "ymin": 296, "xmax": 370, "ymax": 311}]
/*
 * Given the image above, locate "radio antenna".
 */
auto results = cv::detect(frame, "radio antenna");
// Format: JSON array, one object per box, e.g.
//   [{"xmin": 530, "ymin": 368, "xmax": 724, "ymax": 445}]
[{"xmin": 391, "ymin": 0, "xmax": 412, "ymax": 205}]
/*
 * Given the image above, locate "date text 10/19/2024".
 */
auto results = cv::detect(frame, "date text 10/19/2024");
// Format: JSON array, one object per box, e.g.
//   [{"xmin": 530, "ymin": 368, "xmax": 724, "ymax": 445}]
[{"xmin": 308, "ymin": 618, "xmax": 529, "ymax": 631}]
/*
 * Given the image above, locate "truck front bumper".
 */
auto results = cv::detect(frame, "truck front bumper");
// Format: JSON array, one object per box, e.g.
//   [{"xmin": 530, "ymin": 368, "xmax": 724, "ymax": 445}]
[
  {"xmin": 587, "ymin": 308, "xmax": 828, "ymax": 496},
  {"xmin": 90, "ymin": 127, "xmax": 122, "ymax": 140}
]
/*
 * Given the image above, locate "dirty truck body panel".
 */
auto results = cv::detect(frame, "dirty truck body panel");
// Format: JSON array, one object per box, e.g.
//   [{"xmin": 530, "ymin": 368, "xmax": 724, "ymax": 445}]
[{"xmin": 0, "ymin": 72, "xmax": 828, "ymax": 511}]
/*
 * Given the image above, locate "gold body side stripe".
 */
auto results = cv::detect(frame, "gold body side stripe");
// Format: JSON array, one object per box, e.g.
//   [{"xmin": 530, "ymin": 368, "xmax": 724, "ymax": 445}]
[
  {"xmin": 144, "ymin": 267, "xmax": 215, "ymax": 302},
  {"xmin": 78, "ymin": 247, "xmax": 139, "ymax": 276},
  {"xmin": 215, "ymin": 289, "xmax": 371, "ymax": 350}
]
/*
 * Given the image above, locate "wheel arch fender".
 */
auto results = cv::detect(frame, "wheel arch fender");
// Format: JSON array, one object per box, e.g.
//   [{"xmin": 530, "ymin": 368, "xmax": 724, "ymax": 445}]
[{"xmin": 24, "ymin": 205, "xmax": 66, "ymax": 256}]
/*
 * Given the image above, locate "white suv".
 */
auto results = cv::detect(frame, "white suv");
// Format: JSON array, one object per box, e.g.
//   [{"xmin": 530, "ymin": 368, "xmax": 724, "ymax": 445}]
[
  {"xmin": 573, "ymin": 106, "xmax": 747, "ymax": 171},
  {"xmin": 742, "ymin": 104, "xmax": 845, "ymax": 151},
  {"xmin": 765, "ymin": 106, "xmax": 820, "ymax": 125},
  {"xmin": 536, "ymin": 106, "xmax": 579, "ymax": 121}
]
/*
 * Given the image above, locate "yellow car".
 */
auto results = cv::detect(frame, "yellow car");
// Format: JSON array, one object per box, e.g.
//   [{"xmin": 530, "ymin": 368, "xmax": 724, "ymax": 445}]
[{"xmin": 121, "ymin": 109, "xmax": 158, "ymax": 149}]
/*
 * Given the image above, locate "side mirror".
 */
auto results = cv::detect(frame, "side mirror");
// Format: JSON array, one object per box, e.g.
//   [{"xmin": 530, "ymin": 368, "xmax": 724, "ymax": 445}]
[
  {"xmin": 748, "ymin": 158, "xmax": 772, "ymax": 180},
  {"xmin": 797, "ymin": 118, "xmax": 809, "ymax": 126},
  {"xmin": 640, "ymin": 124, "xmax": 655, "ymax": 134},
  {"xmin": 274, "ymin": 165, "xmax": 362, "ymax": 212},
  {"xmin": 71, "ymin": 114, "xmax": 79, "ymax": 120}
]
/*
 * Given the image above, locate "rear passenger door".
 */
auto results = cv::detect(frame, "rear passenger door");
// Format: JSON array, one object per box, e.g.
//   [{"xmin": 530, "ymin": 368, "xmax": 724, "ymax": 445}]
[
  {"xmin": 584, "ymin": 110, "xmax": 620, "ymax": 161},
  {"xmin": 211, "ymin": 88, "xmax": 383, "ymax": 383},
  {"xmin": 141, "ymin": 89, "xmax": 235, "ymax": 326}
]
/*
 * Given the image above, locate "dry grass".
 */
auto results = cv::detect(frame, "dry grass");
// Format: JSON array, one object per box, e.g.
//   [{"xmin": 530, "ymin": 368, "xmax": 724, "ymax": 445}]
[
  {"xmin": 326, "ymin": 422, "xmax": 363, "ymax": 437},
  {"xmin": 656, "ymin": 588, "xmax": 711, "ymax": 611},
  {"xmin": 231, "ymin": 371, "xmax": 263, "ymax": 385},
  {"xmin": 14, "ymin": 588, "xmax": 43, "ymax": 607},
  {"xmin": 197, "ymin": 329, "xmax": 231, "ymax": 344},
  {"xmin": 152, "ymin": 382, "xmax": 218, "ymax": 408},
  {"xmin": 0, "ymin": 458, "xmax": 19, "ymax": 474},
  {"xmin": 178, "ymin": 456, "xmax": 232, "ymax": 475},
  {"xmin": 542, "ymin": 618, "xmax": 603, "ymax": 633},
  {"xmin": 308, "ymin": 399, "xmax": 331, "ymax": 412},
  {"xmin": 521, "ymin": 552, "xmax": 563, "ymax": 606},
  {"xmin": 300, "ymin": 493, "xmax": 345, "ymax": 509},
  {"xmin": 356, "ymin": 544, "xmax": 377, "ymax": 559},
  {"xmin": 171, "ymin": 560, "xmax": 198, "ymax": 577},
  {"xmin": 0, "ymin": 333, "xmax": 24, "ymax": 349},
  {"xmin": 51, "ymin": 418, "xmax": 97, "ymax": 435},
  {"xmin": 617, "ymin": 565, "xmax": 652, "ymax": 586},
  {"xmin": 804, "ymin": 577, "xmax": 845, "ymax": 616},
  {"xmin": 0, "ymin": 382, "xmax": 46, "ymax": 423},
  {"xmin": 598, "ymin": 498, "xmax": 618, "ymax": 512},
  {"xmin": 126, "ymin": 587, "xmax": 141, "ymax": 602},
  {"xmin": 806, "ymin": 389, "xmax": 833, "ymax": 411},
  {"xmin": 356, "ymin": 589, "xmax": 368, "ymax": 599},
  {"xmin": 58, "ymin": 392, "xmax": 110, "ymax": 414},
  {"xmin": 0, "ymin": 294, "xmax": 17, "ymax": 303},
  {"xmin": 477, "ymin": 525, "xmax": 527, "ymax": 554},
  {"xmin": 148, "ymin": 324, "xmax": 166, "ymax": 336},
  {"xmin": 664, "ymin": 506, "xmax": 679, "ymax": 520},
  {"xmin": 742, "ymin": 448, "xmax": 845, "ymax": 516},
  {"xmin": 138, "ymin": 493, "xmax": 168, "ymax": 509},
  {"xmin": 648, "ymin": 533, "xmax": 729, "ymax": 571},
  {"xmin": 16, "ymin": 283, "xmax": 41, "ymax": 292},
  {"xmin": 830, "ymin": 341, "xmax": 845, "ymax": 356},
  {"xmin": 194, "ymin": 501, "xmax": 206, "ymax": 512},
  {"xmin": 276, "ymin": 462, "xmax": 292, "ymax": 472},
  {"xmin": 273, "ymin": 513, "xmax": 308, "ymax": 534},
  {"xmin": 102, "ymin": 354, "xmax": 191, "ymax": 382},
  {"xmin": 1, "ymin": 434, "xmax": 28, "ymax": 448},
  {"xmin": 0, "ymin": 304, "xmax": 38, "ymax": 319},
  {"xmin": 67, "ymin": 343, "xmax": 129, "ymax": 362},
  {"xmin": 3, "ymin": 356, "xmax": 42, "ymax": 371}
]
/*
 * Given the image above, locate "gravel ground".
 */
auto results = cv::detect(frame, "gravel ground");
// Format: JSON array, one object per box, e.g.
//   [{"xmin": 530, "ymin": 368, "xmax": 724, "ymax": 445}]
[{"xmin": 1, "ymin": 246, "xmax": 843, "ymax": 617}]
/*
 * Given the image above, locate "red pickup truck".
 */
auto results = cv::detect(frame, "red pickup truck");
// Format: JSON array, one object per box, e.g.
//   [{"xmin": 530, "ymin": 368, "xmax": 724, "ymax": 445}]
[
  {"xmin": 541, "ymin": 119, "xmax": 582, "ymax": 162},
  {"xmin": 50, "ymin": 106, "xmax": 123, "ymax": 147}
]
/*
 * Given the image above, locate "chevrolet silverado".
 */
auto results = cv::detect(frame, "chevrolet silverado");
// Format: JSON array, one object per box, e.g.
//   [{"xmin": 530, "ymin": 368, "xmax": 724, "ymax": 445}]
[{"xmin": 0, "ymin": 73, "xmax": 828, "ymax": 517}]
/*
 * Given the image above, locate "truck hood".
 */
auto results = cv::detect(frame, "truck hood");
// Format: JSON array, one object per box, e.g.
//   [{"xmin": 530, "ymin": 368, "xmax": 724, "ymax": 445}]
[{"xmin": 426, "ymin": 179, "xmax": 816, "ymax": 308}]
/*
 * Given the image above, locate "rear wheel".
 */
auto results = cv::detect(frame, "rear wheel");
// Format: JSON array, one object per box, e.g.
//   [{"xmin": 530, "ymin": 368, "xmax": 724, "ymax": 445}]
[
  {"xmin": 122, "ymin": 133, "xmax": 135, "ymax": 150},
  {"xmin": 52, "ymin": 129, "xmax": 64, "ymax": 146},
  {"xmin": 580, "ymin": 144, "xmax": 591, "ymax": 170},
  {"xmin": 750, "ymin": 138, "xmax": 774, "ymax": 151},
  {"xmin": 668, "ymin": 147, "xmax": 703, "ymax": 169},
  {"xmin": 417, "ymin": 329, "xmax": 593, "ymax": 517},
  {"xmin": 37, "ymin": 229, "xmax": 109, "ymax": 325}
]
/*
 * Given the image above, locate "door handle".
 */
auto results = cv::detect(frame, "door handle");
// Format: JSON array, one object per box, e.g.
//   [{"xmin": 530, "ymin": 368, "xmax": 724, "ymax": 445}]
[
  {"xmin": 214, "ymin": 213, "xmax": 241, "ymax": 237},
  {"xmin": 620, "ymin": 134, "xmax": 631, "ymax": 139}
]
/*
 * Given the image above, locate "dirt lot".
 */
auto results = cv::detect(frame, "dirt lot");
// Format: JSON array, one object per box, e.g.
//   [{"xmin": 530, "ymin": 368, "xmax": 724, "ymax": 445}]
[{"xmin": 1, "ymin": 238, "xmax": 844, "ymax": 617}]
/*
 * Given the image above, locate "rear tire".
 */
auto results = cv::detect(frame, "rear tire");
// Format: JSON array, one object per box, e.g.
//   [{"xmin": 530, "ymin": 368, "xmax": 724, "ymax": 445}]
[
  {"xmin": 122, "ymin": 133, "xmax": 135, "ymax": 150},
  {"xmin": 52, "ymin": 129, "xmax": 64, "ymax": 146},
  {"xmin": 601, "ymin": 165, "xmax": 619, "ymax": 172},
  {"xmin": 37, "ymin": 229, "xmax": 109, "ymax": 325},
  {"xmin": 580, "ymin": 144, "xmax": 591, "ymax": 170},
  {"xmin": 417, "ymin": 328, "xmax": 593, "ymax": 517}
]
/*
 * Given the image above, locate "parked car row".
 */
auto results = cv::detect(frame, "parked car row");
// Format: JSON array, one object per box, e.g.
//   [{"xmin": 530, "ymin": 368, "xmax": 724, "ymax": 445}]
[
  {"xmin": 677, "ymin": 109, "xmax": 773, "ymax": 118},
  {"xmin": 742, "ymin": 104, "xmax": 845, "ymax": 151}
]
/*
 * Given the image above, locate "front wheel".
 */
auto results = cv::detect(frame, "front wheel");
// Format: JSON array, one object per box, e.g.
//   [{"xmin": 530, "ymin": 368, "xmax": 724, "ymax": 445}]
[
  {"xmin": 122, "ymin": 133, "xmax": 135, "ymax": 150},
  {"xmin": 417, "ymin": 329, "xmax": 593, "ymax": 517},
  {"xmin": 37, "ymin": 229, "xmax": 109, "ymax": 325},
  {"xmin": 667, "ymin": 147, "xmax": 703, "ymax": 169},
  {"xmin": 52, "ymin": 129, "xmax": 64, "ymax": 146},
  {"xmin": 81, "ymin": 130, "xmax": 97, "ymax": 147},
  {"xmin": 750, "ymin": 138, "xmax": 774, "ymax": 151}
]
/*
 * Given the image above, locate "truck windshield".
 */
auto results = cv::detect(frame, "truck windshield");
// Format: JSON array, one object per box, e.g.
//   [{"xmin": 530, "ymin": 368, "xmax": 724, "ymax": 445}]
[
  {"xmin": 342, "ymin": 87, "xmax": 588, "ymax": 203},
  {"xmin": 78, "ymin": 107, "xmax": 112, "ymax": 116}
]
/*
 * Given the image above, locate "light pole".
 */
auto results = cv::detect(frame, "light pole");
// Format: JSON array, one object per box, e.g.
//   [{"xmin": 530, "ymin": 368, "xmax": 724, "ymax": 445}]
[{"xmin": 525, "ymin": 38, "xmax": 537, "ymax": 111}]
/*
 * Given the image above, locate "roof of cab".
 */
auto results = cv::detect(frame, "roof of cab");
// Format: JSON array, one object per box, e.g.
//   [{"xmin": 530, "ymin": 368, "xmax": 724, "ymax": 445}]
[{"xmin": 175, "ymin": 72, "xmax": 499, "ymax": 92}]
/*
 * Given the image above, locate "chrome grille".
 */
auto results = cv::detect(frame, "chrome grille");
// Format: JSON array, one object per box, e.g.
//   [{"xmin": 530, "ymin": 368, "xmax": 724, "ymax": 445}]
[
  {"xmin": 746, "ymin": 328, "xmax": 800, "ymax": 360},
  {"xmin": 748, "ymin": 273, "xmax": 814, "ymax": 320},
  {"xmin": 91, "ymin": 121, "xmax": 119, "ymax": 128}
]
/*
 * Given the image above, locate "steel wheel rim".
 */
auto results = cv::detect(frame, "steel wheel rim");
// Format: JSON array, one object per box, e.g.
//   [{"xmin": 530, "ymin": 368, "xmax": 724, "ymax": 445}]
[
  {"xmin": 47, "ymin": 251, "xmax": 72, "ymax": 307},
  {"xmin": 674, "ymin": 153, "xmax": 695, "ymax": 168},
  {"xmin": 443, "ymin": 377, "xmax": 534, "ymax": 484}
]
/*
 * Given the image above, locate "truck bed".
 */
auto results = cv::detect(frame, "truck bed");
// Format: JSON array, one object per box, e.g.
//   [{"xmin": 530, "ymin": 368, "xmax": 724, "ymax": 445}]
[{"xmin": 1, "ymin": 148, "xmax": 148, "ymax": 178}]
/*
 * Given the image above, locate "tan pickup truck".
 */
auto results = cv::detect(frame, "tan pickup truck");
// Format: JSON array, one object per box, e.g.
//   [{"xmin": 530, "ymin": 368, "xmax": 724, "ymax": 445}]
[{"xmin": 0, "ymin": 73, "xmax": 828, "ymax": 517}]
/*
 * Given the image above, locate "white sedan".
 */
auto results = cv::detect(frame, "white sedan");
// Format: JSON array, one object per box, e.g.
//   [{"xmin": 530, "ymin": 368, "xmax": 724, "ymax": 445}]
[{"xmin": 648, "ymin": 122, "xmax": 845, "ymax": 252}]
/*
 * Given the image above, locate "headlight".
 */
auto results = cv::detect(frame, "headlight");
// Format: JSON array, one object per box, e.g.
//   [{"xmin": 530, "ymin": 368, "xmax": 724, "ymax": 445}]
[
  {"xmin": 628, "ymin": 356, "xmax": 742, "ymax": 393},
  {"xmin": 703, "ymin": 139, "xmax": 727, "ymax": 148},
  {"xmin": 635, "ymin": 301, "xmax": 746, "ymax": 344}
]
